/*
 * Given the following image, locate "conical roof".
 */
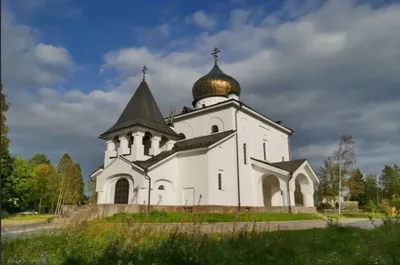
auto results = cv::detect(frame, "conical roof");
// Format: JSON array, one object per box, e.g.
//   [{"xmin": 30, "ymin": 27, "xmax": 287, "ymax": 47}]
[{"xmin": 100, "ymin": 81, "xmax": 179, "ymax": 139}]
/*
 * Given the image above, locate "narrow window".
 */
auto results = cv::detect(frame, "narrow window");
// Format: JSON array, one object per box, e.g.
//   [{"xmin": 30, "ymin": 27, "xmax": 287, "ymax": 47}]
[
  {"xmin": 218, "ymin": 173, "xmax": 222, "ymax": 190},
  {"xmin": 282, "ymin": 156, "xmax": 285, "ymax": 162},
  {"xmin": 202, "ymin": 104, "xmax": 206, "ymax": 108},
  {"xmin": 211, "ymin": 125, "xmax": 219, "ymax": 133},
  {"xmin": 243, "ymin": 143, "xmax": 247, "ymax": 164},
  {"xmin": 263, "ymin": 142, "xmax": 267, "ymax": 160},
  {"xmin": 158, "ymin": 185, "xmax": 165, "ymax": 190}
]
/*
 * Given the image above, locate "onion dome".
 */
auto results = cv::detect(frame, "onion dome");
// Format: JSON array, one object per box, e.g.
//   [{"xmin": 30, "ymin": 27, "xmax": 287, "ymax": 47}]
[{"xmin": 192, "ymin": 48, "xmax": 241, "ymax": 105}]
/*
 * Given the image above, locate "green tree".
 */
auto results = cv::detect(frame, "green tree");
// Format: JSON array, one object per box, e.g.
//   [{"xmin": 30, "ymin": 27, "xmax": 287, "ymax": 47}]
[
  {"xmin": 29, "ymin": 153, "xmax": 51, "ymax": 165},
  {"xmin": 379, "ymin": 164, "xmax": 400, "ymax": 200},
  {"xmin": 316, "ymin": 158, "xmax": 340, "ymax": 205},
  {"xmin": 347, "ymin": 168, "xmax": 364, "ymax": 201},
  {"xmin": 32, "ymin": 163, "xmax": 58, "ymax": 213},
  {"xmin": 359, "ymin": 174, "xmax": 381, "ymax": 208},
  {"xmin": 1, "ymin": 86, "xmax": 14, "ymax": 212},
  {"xmin": 7, "ymin": 156, "xmax": 36, "ymax": 211},
  {"xmin": 56, "ymin": 154, "xmax": 85, "ymax": 208}
]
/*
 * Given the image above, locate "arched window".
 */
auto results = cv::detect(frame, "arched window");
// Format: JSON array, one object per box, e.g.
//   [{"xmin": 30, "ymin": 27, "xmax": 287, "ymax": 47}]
[
  {"xmin": 158, "ymin": 185, "xmax": 165, "ymax": 190},
  {"xmin": 202, "ymin": 104, "xmax": 206, "ymax": 108},
  {"xmin": 178, "ymin": 133, "xmax": 186, "ymax": 139},
  {"xmin": 263, "ymin": 142, "xmax": 267, "ymax": 160},
  {"xmin": 211, "ymin": 125, "xmax": 219, "ymax": 133},
  {"xmin": 243, "ymin": 143, "xmax": 247, "ymax": 164},
  {"xmin": 218, "ymin": 173, "xmax": 222, "ymax": 190}
]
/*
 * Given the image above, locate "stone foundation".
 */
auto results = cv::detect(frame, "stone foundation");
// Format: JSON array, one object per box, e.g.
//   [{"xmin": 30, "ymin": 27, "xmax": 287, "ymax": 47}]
[{"xmin": 60, "ymin": 204, "xmax": 317, "ymax": 223}]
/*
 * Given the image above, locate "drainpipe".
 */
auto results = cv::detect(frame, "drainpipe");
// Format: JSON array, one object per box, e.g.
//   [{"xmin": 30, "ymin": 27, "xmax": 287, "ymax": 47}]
[
  {"xmin": 143, "ymin": 168, "xmax": 151, "ymax": 212},
  {"xmin": 287, "ymin": 173, "xmax": 294, "ymax": 213},
  {"xmin": 235, "ymin": 103, "xmax": 243, "ymax": 212},
  {"xmin": 288, "ymin": 135, "xmax": 292, "ymax": 161}
]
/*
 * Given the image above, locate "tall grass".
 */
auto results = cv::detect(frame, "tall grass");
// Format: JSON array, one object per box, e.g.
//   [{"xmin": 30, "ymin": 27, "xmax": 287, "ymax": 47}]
[
  {"xmin": 2, "ymin": 218, "xmax": 399, "ymax": 265},
  {"xmin": 98, "ymin": 211, "xmax": 323, "ymax": 223}
]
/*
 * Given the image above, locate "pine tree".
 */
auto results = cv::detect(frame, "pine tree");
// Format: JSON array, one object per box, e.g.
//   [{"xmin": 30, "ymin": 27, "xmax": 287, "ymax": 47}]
[
  {"xmin": 56, "ymin": 154, "xmax": 85, "ymax": 209},
  {"xmin": 379, "ymin": 164, "xmax": 400, "ymax": 200},
  {"xmin": 347, "ymin": 168, "xmax": 364, "ymax": 201}
]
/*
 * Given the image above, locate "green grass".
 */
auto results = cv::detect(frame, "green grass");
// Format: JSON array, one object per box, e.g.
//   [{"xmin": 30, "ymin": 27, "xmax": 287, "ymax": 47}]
[
  {"xmin": 2, "ymin": 214, "xmax": 56, "ymax": 224},
  {"xmin": 324, "ymin": 212, "xmax": 387, "ymax": 219},
  {"xmin": 97, "ymin": 212, "xmax": 323, "ymax": 223},
  {"xmin": 2, "ymin": 219, "xmax": 400, "ymax": 265}
]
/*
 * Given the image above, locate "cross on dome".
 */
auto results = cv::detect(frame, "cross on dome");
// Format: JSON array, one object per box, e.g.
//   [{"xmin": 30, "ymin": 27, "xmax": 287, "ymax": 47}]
[{"xmin": 211, "ymin": 48, "xmax": 220, "ymax": 64}]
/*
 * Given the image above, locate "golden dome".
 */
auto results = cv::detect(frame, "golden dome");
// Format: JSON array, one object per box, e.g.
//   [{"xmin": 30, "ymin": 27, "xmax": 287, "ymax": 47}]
[{"xmin": 192, "ymin": 63, "xmax": 241, "ymax": 104}]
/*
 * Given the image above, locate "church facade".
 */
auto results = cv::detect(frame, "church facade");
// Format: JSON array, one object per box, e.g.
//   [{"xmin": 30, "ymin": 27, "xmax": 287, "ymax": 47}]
[{"xmin": 90, "ymin": 50, "xmax": 319, "ymax": 211}]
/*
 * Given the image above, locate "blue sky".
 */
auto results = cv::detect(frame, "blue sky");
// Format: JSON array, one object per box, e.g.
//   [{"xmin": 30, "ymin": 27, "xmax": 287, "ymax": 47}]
[{"xmin": 2, "ymin": 0, "xmax": 400, "ymax": 182}]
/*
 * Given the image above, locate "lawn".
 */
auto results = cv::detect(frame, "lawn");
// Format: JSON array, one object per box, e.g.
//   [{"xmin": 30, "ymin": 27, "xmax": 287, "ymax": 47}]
[
  {"xmin": 323, "ymin": 212, "xmax": 393, "ymax": 219},
  {"xmin": 97, "ymin": 211, "xmax": 323, "ymax": 223},
  {"xmin": 2, "ymin": 214, "xmax": 55, "ymax": 224},
  {"xmin": 2, "ymin": 219, "xmax": 399, "ymax": 265}
]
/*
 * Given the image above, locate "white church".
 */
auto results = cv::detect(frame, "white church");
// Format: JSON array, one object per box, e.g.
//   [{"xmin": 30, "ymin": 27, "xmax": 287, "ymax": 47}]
[{"xmin": 90, "ymin": 49, "xmax": 319, "ymax": 212}]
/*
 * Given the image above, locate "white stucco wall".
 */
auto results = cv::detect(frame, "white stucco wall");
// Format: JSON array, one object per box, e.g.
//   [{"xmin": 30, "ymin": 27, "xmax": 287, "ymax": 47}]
[
  {"xmin": 95, "ymin": 158, "xmax": 145, "ymax": 205},
  {"xmin": 207, "ymin": 135, "xmax": 237, "ymax": 206},
  {"xmin": 147, "ymin": 156, "xmax": 179, "ymax": 206},
  {"xmin": 178, "ymin": 150, "xmax": 209, "ymax": 206}
]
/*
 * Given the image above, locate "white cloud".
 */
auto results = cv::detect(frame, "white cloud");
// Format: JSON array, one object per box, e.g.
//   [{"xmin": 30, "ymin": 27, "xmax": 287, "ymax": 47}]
[
  {"xmin": 4, "ymin": 0, "xmax": 400, "ymax": 178},
  {"xmin": 188, "ymin": 10, "xmax": 216, "ymax": 30},
  {"xmin": 34, "ymin": 44, "xmax": 73, "ymax": 68}
]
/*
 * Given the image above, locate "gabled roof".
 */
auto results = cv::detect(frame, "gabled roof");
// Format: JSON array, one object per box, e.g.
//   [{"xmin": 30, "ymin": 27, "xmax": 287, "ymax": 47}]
[
  {"xmin": 135, "ymin": 130, "xmax": 236, "ymax": 169},
  {"xmin": 251, "ymin": 158, "xmax": 307, "ymax": 173},
  {"xmin": 170, "ymin": 99, "xmax": 295, "ymax": 135},
  {"xmin": 100, "ymin": 81, "xmax": 179, "ymax": 139}
]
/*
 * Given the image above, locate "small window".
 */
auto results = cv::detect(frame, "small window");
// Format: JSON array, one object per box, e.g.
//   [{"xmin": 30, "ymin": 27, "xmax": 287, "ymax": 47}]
[
  {"xmin": 218, "ymin": 173, "xmax": 222, "ymax": 190},
  {"xmin": 282, "ymin": 156, "xmax": 285, "ymax": 162},
  {"xmin": 202, "ymin": 104, "xmax": 206, "ymax": 108},
  {"xmin": 243, "ymin": 143, "xmax": 247, "ymax": 164},
  {"xmin": 211, "ymin": 125, "xmax": 219, "ymax": 133},
  {"xmin": 263, "ymin": 142, "xmax": 267, "ymax": 160},
  {"xmin": 158, "ymin": 185, "xmax": 165, "ymax": 190},
  {"xmin": 178, "ymin": 133, "xmax": 186, "ymax": 139}
]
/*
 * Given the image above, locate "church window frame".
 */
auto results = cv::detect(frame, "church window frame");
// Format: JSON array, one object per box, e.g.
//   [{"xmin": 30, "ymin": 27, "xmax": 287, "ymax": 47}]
[
  {"xmin": 211, "ymin": 125, "xmax": 219, "ymax": 133},
  {"xmin": 158, "ymin": 185, "xmax": 165, "ymax": 191},
  {"xmin": 218, "ymin": 173, "xmax": 222, "ymax": 190},
  {"xmin": 263, "ymin": 142, "xmax": 267, "ymax": 161},
  {"xmin": 243, "ymin": 143, "xmax": 247, "ymax": 164}
]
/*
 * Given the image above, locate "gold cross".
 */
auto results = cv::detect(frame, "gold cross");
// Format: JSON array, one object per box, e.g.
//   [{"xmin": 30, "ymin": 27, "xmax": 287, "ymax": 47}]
[
  {"xmin": 141, "ymin": 65, "xmax": 148, "ymax": 81},
  {"xmin": 211, "ymin": 47, "xmax": 220, "ymax": 64}
]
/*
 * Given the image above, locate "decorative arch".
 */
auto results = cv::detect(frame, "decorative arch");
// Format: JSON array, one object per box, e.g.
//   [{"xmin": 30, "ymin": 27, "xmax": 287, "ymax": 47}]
[
  {"xmin": 154, "ymin": 179, "xmax": 175, "ymax": 191},
  {"xmin": 262, "ymin": 175, "xmax": 283, "ymax": 207},
  {"xmin": 175, "ymin": 122, "xmax": 194, "ymax": 139},
  {"xmin": 104, "ymin": 174, "xmax": 136, "ymax": 204},
  {"xmin": 293, "ymin": 173, "xmax": 313, "ymax": 207},
  {"xmin": 205, "ymin": 117, "xmax": 224, "ymax": 135}
]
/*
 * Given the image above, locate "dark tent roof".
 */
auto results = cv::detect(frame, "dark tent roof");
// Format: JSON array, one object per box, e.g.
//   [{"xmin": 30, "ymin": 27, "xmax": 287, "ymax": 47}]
[{"xmin": 100, "ymin": 81, "xmax": 179, "ymax": 139}]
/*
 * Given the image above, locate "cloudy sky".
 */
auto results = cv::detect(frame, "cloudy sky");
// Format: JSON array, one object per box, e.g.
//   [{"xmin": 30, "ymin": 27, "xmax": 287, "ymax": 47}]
[{"xmin": 2, "ymin": 0, "xmax": 400, "ymax": 183}]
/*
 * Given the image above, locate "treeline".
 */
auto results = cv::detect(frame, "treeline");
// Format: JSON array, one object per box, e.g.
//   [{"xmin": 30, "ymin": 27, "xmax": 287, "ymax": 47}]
[
  {"xmin": 2, "ymin": 153, "xmax": 85, "ymax": 214},
  {"xmin": 315, "ymin": 134, "xmax": 400, "ymax": 212},
  {"xmin": 1, "ymin": 87, "xmax": 85, "ymax": 214}
]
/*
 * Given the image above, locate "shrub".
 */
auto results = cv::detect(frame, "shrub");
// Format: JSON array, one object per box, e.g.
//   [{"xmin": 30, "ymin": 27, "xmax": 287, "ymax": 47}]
[
  {"xmin": 390, "ymin": 198, "xmax": 400, "ymax": 210},
  {"xmin": 363, "ymin": 200, "xmax": 377, "ymax": 212},
  {"xmin": 316, "ymin": 202, "xmax": 333, "ymax": 211},
  {"xmin": 377, "ymin": 200, "xmax": 392, "ymax": 216}
]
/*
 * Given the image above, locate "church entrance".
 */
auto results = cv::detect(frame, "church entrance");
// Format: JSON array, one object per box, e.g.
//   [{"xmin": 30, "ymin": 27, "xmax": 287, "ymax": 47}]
[
  {"xmin": 262, "ymin": 175, "xmax": 282, "ymax": 207},
  {"xmin": 114, "ymin": 178, "xmax": 129, "ymax": 204}
]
